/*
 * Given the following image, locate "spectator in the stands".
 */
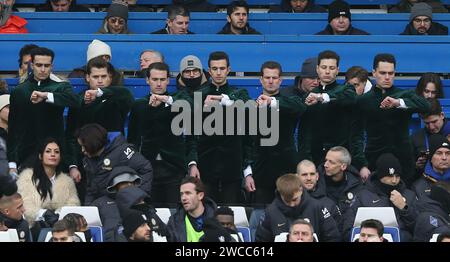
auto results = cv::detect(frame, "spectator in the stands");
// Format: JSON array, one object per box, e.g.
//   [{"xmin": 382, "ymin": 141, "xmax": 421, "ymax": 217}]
[
  {"xmin": 152, "ymin": 5, "xmax": 194, "ymax": 34},
  {"xmin": 0, "ymin": 0, "xmax": 27, "ymax": 34},
  {"xmin": 412, "ymin": 134, "xmax": 450, "ymax": 199},
  {"xmin": 356, "ymin": 219, "xmax": 386, "ymax": 242},
  {"xmin": 415, "ymin": 73, "xmax": 444, "ymax": 99},
  {"xmin": 135, "ymin": 49, "xmax": 164, "ymax": 78},
  {"xmin": 437, "ymin": 232, "xmax": 450, "ymax": 242},
  {"xmin": 18, "ymin": 44, "xmax": 39, "ymax": 84},
  {"xmin": 401, "ymin": 2, "xmax": 448, "ymax": 35},
  {"xmin": 0, "ymin": 94, "xmax": 10, "ymax": 143},
  {"xmin": 0, "ymin": 80, "xmax": 7, "ymax": 95},
  {"xmin": 269, "ymin": 0, "xmax": 326, "ymax": 13},
  {"xmin": 169, "ymin": 0, "xmax": 216, "ymax": 12},
  {"xmin": 125, "ymin": 0, "xmax": 155, "ymax": 12},
  {"xmin": 287, "ymin": 219, "xmax": 316, "ymax": 242},
  {"xmin": 411, "ymin": 99, "xmax": 450, "ymax": 176},
  {"xmin": 97, "ymin": 1, "xmax": 131, "ymax": 34},
  {"xmin": 69, "ymin": 39, "xmax": 122, "ymax": 85},
  {"xmin": 16, "ymin": 138, "xmax": 80, "ymax": 230},
  {"xmin": 176, "ymin": 55, "xmax": 209, "ymax": 93},
  {"xmin": 218, "ymin": 0, "xmax": 261, "ymax": 35},
  {"xmin": 316, "ymin": 0, "xmax": 369, "ymax": 35},
  {"xmin": 389, "ymin": 0, "xmax": 448, "ymax": 14},
  {"xmin": 345, "ymin": 66, "xmax": 372, "ymax": 95},
  {"xmin": 36, "ymin": 0, "xmax": 90, "ymax": 12}
]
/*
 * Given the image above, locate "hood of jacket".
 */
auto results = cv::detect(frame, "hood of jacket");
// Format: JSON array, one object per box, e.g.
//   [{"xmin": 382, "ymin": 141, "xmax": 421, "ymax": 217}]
[
  {"xmin": 115, "ymin": 186, "xmax": 149, "ymax": 212},
  {"xmin": 273, "ymin": 190, "xmax": 314, "ymax": 219}
]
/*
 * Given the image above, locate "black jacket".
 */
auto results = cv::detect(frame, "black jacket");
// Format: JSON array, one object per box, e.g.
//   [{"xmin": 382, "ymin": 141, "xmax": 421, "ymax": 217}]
[
  {"xmin": 255, "ymin": 191, "xmax": 341, "ymax": 242},
  {"xmin": 269, "ymin": 0, "xmax": 326, "ymax": 13},
  {"xmin": 35, "ymin": 0, "xmax": 90, "ymax": 12},
  {"xmin": 316, "ymin": 24, "xmax": 370, "ymax": 35},
  {"xmin": 166, "ymin": 197, "xmax": 217, "ymax": 242},
  {"xmin": 217, "ymin": 23, "xmax": 261, "ymax": 35},
  {"xmin": 317, "ymin": 164, "xmax": 363, "ymax": 240},
  {"xmin": 0, "ymin": 213, "xmax": 31, "ymax": 242},
  {"xmin": 401, "ymin": 22, "xmax": 448, "ymax": 35},
  {"xmin": 354, "ymin": 177, "xmax": 418, "ymax": 233},
  {"xmin": 151, "ymin": 27, "xmax": 195, "ymax": 34},
  {"xmin": 170, "ymin": 0, "xmax": 216, "ymax": 12},
  {"xmin": 413, "ymin": 196, "xmax": 450, "ymax": 242},
  {"xmin": 83, "ymin": 132, "xmax": 153, "ymax": 205}
]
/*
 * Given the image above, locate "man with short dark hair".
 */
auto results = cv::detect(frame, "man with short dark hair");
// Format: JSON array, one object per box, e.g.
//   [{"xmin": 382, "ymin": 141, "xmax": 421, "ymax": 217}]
[
  {"xmin": 152, "ymin": 5, "xmax": 194, "ymax": 34},
  {"xmin": 287, "ymin": 219, "xmax": 315, "ymax": 242},
  {"xmin": 411, "ymin": 99, "xmax": 450, "ymax": 174},
  {"xmin": 0, "ymin": 193, "xmax": 31, "ymax": 242},
  {"xmin": 316, "ymin": 0, "xmax": 369, "ymax": 35},
  {"xmin": 8, "ymin": 47, "xmax": 79, "ymax": 175},
  {"xmin": 167, "ymin": 177, "xmax": 217, "ymax": 242},
  {"xmin": 17, "ymin": 44, "xmax": 39, "ymax": 84},
  {"xmin": 245, "ymin": 61, "xmax": 306, "ymax": 204},
  {"xmin": 128, "ymin": 62, "xmax": 196, "ymax": 206},
  {"xmin": 345, "ymin": 66, "xmax": 371, "ymax": 96},
  {"xmin": 269, "ymin": 0, "xmax": 326, "ymax": 13},
  {"xmin": 217, "ymin": 0, "xmax": 261, "ymax": 35},
  {"xmin": 357, "ymin": 219, "xmax": 385, "ymax": 242},
  {"xmin": 51, "ymin": 220, "xmax": 77, "ymax": 242},
  {"xmin": 356, "ymin": 53, "xmax": 431, "ymax": 186},
  {"xmin": 401, "ymin": 2, "xmax": 448, "ymax": 35}
]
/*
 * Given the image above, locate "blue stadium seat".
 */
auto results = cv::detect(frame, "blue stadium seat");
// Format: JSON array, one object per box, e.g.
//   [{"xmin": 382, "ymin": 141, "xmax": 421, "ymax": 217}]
[
  {"xmin": 89, "ymin": 226, "xmax": 103, "ymax": 242},
  {"xmin": 236, "ymin": 226, "xmax": 252, "ymax": 242}
]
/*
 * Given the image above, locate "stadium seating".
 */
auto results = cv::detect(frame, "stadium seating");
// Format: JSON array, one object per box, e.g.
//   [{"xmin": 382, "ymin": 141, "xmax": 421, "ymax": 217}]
[
  {"xmin": 1, "ymin": 35, "xmax": 450, "ymax": 74},
  {"xmin": 351, "ymin": 226, "xmax": 400, "ymax": 242},
  {"xmin": 0, "ymin": 229, "xmax": 20, "ymax": 242},
  {"xmin": 17, "ymin": 12, "xmax": 450, "ymax": 35}
]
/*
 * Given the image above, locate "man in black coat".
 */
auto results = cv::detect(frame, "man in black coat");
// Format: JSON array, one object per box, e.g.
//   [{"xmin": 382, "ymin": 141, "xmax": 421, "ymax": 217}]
[
  {"xmin": 269, "ymin": 0, "xmax": 326, "ymax": 13},
  {"xmin": 354, "ymin": 153, "xmax": 418, "ymax": 242},
  {"xmin": 255, "ymin": 174, "xmax": 341, "ymax": 242},
  {"xmin": 152, "ymin": 5, "xmax": 194, "ymax": 34},
  {"xmin": 400, "ymin": 2, "xmax": 448, "ymax": 35},
  {"xmin": 414, "ymin": 182, "xmax": 450, "ymax": 242},
  {"xmin": 217, "ymin": 0, "xmax": 261, "ymax": 35},
  {"xmin": 0, "ymin": 193, "xmax": 31, "ymax": 242},
  {"xmin": 316, "ymin": 0, "xmax": 369, "ymax": 35},
  {"xmin": 76, "ymin": 124, "xmax": 153, "ymax": 205}
]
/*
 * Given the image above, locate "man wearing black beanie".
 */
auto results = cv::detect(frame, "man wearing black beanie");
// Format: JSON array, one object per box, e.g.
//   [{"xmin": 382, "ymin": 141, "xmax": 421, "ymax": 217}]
[{"xmin": 316, "ymin": 0, "xmax": 369, "ymax": 35}]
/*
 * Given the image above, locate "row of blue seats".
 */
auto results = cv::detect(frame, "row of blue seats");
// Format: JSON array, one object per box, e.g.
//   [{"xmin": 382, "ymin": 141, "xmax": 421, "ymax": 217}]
[
  {"xmin": 1, "ymin": 35, "xmax": 449, "ymax": 73},
  {"xmin": 13, "ymin": 0, "xmax": 414, "ymax": 6},
  {"xmin": 18, "ymin": 13, "xmax": 450, "ymax": 35}
]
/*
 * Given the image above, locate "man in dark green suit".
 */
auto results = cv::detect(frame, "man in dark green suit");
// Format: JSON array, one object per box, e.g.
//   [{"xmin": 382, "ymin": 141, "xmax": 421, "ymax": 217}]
[
  {"xmin": 356, "ymin": 53, "xmax": 431, "ymax": 185},
  {"xmin": 246, "ymin": 61, "xmax": 306, "ymax": 204},
  {"xmin": 8, "ymin": 47, "xmax": 79, "ymax": 175},
  {"xmin": 128, "ymin": 62, "xmax": 196, "ymax": 206}
]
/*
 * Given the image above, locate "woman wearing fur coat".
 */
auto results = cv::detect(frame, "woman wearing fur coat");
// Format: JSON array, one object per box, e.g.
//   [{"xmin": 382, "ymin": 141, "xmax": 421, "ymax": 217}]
[{"xmin": 17, "ymin": 138, "xmax": 80, "ymax": 227}]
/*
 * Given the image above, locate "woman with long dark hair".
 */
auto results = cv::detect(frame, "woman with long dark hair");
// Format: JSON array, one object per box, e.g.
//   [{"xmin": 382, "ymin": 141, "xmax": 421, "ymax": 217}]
[
  {"xmin": 17, "ymin": 138, "xmax": 80, "ymax": 227},
  {"xmin": 415, "ymin": 72, "xmax": 445, "ymax": 99}
]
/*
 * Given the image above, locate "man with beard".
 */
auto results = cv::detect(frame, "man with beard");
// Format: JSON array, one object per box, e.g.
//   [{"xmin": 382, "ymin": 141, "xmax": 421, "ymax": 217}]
[
  {"xmin": 353, "ymin": 153, "xmax": 418, "ymax": 242},
  {"xmin": 400, "ymin": 2, "xmax": 448, "ymax": 35},
  {"xmin": 217, "ymin": 0, "xmax": 260, "ymax": 35}
]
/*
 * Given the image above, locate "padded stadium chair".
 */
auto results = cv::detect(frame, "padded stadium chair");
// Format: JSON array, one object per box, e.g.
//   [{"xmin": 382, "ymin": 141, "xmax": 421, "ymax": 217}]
[
  {"xmin": 236, "ymin": 226, "xmax": 251, "ymax": 242},
  {"xmin": 156, "ymin": 208, "xmax": 172, "ymax": 225},
  {"xmin": 59, "ymin": 206, "xmax": 102, "ymax": 227},
  {"xmin": 227, "ymin": 206, "xmax": 250, "ymax": 227},
  {"xmin": 0, "ymin": 229, "xmax": 19, "ymax": 242},
  {"xmin": 89, "ymin": 226, "xmax": 103, "ymax": 242},
  {"xmin": 430, "ymin": 234, "xmax": 440, "ymax": 242},
  {"xmin": 353, "ymin": 207, "xmax": 399, "ymax": 227},
  {"xmin": 351, "ymin": 226, "xmax": 400, "ymax": 242}
]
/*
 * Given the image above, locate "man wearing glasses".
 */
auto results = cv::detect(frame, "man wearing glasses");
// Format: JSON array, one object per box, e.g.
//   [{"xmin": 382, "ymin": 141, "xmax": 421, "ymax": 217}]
[
  {"xmin": 400, "ymin": 2, "xmax": 448, "ymax": 35},
  {"xmin": 176, "ymin": 55, "xmax": 209, "ymax": 93},
  {"xmin": 97, "ymin": 1, "xmax": 131, "ymax": 34}
]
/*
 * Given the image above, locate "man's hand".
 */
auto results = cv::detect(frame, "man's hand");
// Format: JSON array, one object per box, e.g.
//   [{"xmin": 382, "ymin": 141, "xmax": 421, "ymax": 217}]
[
  {"xmin": 415, "ymin": 156, "xmax": 427, "ymax": 169},
  {"xmin": 149, "ymin": 94, "xmax": 169, "ymax": 107},
  {"xmin": 245, "ymin": 175, "xmax": 256, "ymax": 192},
  {"xmin": 256, "ymin": 94, "xmax": 271, "ymax": 107},
  {"xmin": 189, "ymin": 164, "xmax": 200, "ymax": 179},
  {"xmin": 204, "ymin": 95, "xmax": 223, "ymax": 107},
  {"xmin": 84, "ymin": 90, "xmax": 98, "ymax": 104},
  {"xmin": 380, "ymin": 96, "xmax": 400, "ymax": 109},
  {"xmin": 390, "ymin": 190, "xmax": 407, "ymax": 210},
  {"xmin": 30, "ymin": 91, "xmax": 48, "ymax": 104},
  {"xmin": 305, "ymin": 93, "xmax": 322, "ymax": 106},
  {"xmin": 359, "ymin": 166, "xmax": 371, "ymax": 182},
  {"xmin": 69, "ymin": 167, "xmax": 82, "ymax": 183}
]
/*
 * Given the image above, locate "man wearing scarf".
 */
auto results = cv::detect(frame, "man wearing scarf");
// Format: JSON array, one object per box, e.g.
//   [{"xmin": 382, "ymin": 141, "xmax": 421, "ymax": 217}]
[
  {"xmin": 354, "ymin": 153, "xmax": 418, "ymax": 242},
  {"xmin": 413, "ymin": 134, "xmax": 450, "ymax": 199},
  {"xmin": 0, "ymin": 0, "xmax": 27, "ymax": 33}
]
